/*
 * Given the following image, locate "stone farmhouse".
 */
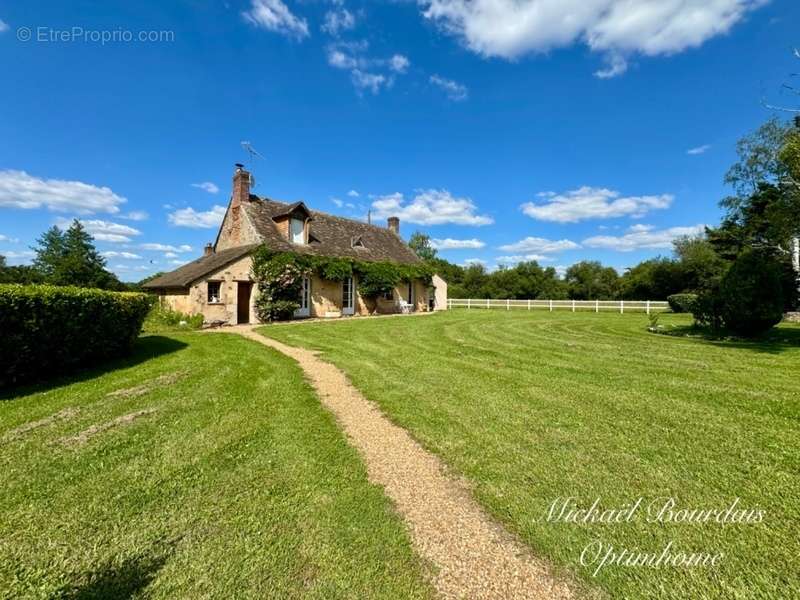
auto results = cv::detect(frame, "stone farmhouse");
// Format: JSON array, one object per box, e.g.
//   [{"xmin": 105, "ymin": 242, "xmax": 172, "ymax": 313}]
[{"xmin": 144, "ymin": 165, "xmax": 447, "ymax": 324}]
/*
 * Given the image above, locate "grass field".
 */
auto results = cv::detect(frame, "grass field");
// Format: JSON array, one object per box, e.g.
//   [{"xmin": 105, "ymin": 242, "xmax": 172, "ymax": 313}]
[
  {"xmin": 0, "ymin": 333, "xmax": 433, "ymax": 599},
  {"xmin": 261, "ymin": 310, "xmax": 800, "ymax": 599}
]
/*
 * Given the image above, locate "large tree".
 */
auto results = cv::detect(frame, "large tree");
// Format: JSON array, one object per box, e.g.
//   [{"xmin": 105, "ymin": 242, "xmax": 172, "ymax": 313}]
[
  {"xmin": 32, "ymin": 220, "xmax": 121, "ymax": 289},
  {"xmin": 407, "ymin": 231, "xmax": 438, "ymax": 262},
  {"xmin": 564, "ymin": 261, "xmax": 619, "ymax": 300}
]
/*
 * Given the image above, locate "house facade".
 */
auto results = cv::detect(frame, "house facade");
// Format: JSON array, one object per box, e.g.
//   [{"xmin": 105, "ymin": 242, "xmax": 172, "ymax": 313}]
[{"xmin": 144, "ymin": 165, "xmax": 447, "ymax": 324}]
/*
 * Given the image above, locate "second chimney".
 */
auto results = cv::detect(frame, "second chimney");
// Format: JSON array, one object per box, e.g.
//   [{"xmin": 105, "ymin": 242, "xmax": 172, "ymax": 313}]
[
  {"xmin": 387, "ymin": 216, "xmax": 400, "ymax": 234},
  {"xmin": 204, "ymin": 243, "xmax": 213, "ymax": 256}
]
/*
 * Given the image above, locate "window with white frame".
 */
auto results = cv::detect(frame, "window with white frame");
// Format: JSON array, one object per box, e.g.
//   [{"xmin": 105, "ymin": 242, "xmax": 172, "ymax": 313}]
[
  {"xmin": 290, "ymin": 218, "xmax": 305, "ymax": 244},
  {"xmin": 207, "ymin": 281, "xmax": 221, "ymax": 303}
]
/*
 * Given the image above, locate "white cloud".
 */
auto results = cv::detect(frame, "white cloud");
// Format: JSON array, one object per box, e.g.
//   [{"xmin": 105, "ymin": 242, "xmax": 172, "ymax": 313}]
[
  {"xmin": 582, "ymin": 224, "xmax": 706, "ymax": 251},
  {"xmin": 496, "ymin": 254, "xmax": 552, "ymax": 263},
  {"xmin": 389, "ymin": 54, "xmax": 410, "ymax": 73},
  {"xmin": 429, "ymin": 74, "xmax": 468, "ymax": 101},
  {"xmin": 164, "ymin": 251, "xmax": 179, "ymax": 258},
  {"xmin": 0, "ymin": 234, "xmax": 19, "ymax": 243},
  {"xmin": 371, "ymin": 189, "xmax": 492, "ymax": 226},
  {"xmin": 463, "ymin": 258, "xmax": 487, "ymax": 266},
  {"xmin": 0, "ymin": 20, "xmax": 9, "ymax": 33},
  {"xmin": 113, "ymin": 264, "xmax": 150, "ymax": 272},
  {"xmin": 1, "ymin": 250, "xmax": 35, "ymax": 260},
  {"xmin": 351, "ymin": 69, "xmax": 389, "ymax": 94},
  {"xmin": 347, "ymin": 189, "xmax": 360, "ymax": 197},
  {"xmin": 55, "ymin": 218, "xmax": 142, "ymax": 243},
  {"xmin": 322, "ymin": 8, "xmax": 355, "ymax": 35},
  {"xmin": 687, "ymin": 144, "xmax": 712, "ymax": 155},
  {"xmin": 102, "ymin": 251, "xmax": 143, "ymax": 259},
  {"xmin": 595, "ymin": 53, "xmax": 628, "ymax": 78},
  {"xmin": 521, "ymin": 186, "xmax": 673, "ymax": 223},
  {"xmin": 420, "ymin": 0, "xmax": 765, "ymax": 76},
  {"xmin": 328, "ymin": 48, "xmax": 359, "ymax": 69},
  {"xmin": 140, "ymin": 243, "xmax": 193, "ymax": 253},
  {"xmin": 120, "ymin": 210, "xmax": 149, "ymax": 221},
  {"xmin": 192, "ymin": 181, "xmax": 220, "ymax": 194},
  {"xmin": 431, "ymin": 238, "xmax": 485, "ymax": 250},
  {"xmin": 243, "ymin": 0, "xmax": 309, "ymax": 39},
  {"xmin": 0, "ymin": 170, "xmax": 126, "ymax": 214},
  {"xmin": 331, "ymin": 197, "xmax": 344, "ymax": 207},
  {"xmin": 168, "ymin": 205, "xmax": 227, "ymax": 229},
  {"xmin": 498, "ymin": 237, "xmax": 580, "ymax": 253}
]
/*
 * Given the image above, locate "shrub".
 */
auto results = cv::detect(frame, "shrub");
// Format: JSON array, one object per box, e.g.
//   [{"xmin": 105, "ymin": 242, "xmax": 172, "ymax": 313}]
[
  {"xmin": 667, "ymin": 293, "xmax": 699, "ymax": 313},
  {"xmin": 719, "ymin": 251, "xmax": 784, "ymax": 336},
  {"xmin": 143, "ymin": 305, "xmax": 204, "ymax": 332},
  {"xmin": 691, "ymin": 289, "xmax": 725, "ymax": 331},
  {"xmin": 0, "ymin": 284, "xmax": 152, "ymax": 388},
  {"xmin": 355, "ymin": 262, "xmax": 402, "ymax": 298}
]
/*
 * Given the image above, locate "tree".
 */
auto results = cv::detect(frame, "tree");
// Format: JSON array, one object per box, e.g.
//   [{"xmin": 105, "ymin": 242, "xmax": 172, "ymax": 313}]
[
  {"xmin": 407, "ymin": 231, "xmax": 438, "ymax": 262},
  {"xmin": 32, "ymin": 220, "xmax": 121, "ymax": 289},
  {"xmin": 673, "ymin": 235, "xmax": 727, "ymax": 292},
  {"xmin": 723, "ymin": 118, "xmax": 792, "ymax": 203},
  {"xmin": 564, "ymin": 261, "xmax": 619, "ymax": 300},
  {"xmin": 619, "ymin": 258, "xmax": 685, "ymax": 300}
]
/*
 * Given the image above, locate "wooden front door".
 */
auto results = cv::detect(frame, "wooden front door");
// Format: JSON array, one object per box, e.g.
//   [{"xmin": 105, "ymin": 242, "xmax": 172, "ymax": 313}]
[{"xmin": 237, "ymin": 282, "xmax": 252, "ymax": 324}]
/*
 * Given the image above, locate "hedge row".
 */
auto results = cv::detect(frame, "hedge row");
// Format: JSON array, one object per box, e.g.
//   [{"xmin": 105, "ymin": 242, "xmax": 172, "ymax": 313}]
[{"xmin": 0, "ymin": 285, "xmax": 153, "ymax": 388}]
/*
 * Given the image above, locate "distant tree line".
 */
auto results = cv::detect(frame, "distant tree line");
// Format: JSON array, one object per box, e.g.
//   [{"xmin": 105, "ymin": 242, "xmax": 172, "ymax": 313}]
[{"xmin": 409, "ymin": 116, "xmax": 800, "ymax": 325}]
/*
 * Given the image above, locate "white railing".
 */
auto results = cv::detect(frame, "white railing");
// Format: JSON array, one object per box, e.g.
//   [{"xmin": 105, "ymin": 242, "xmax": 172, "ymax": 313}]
[{"xmin": 446, "ymin": 298, "xmax": 670, "ymax": 314}]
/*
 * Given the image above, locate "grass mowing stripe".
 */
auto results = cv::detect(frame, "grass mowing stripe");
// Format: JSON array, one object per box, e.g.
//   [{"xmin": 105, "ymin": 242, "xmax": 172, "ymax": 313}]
[
  {"xmin": 260, "ymin": 310, "xmax": 800, "ymax": 599},
  {"xmin": 0, "ymin": 332, "xmax": 433, "ymax": 600}
]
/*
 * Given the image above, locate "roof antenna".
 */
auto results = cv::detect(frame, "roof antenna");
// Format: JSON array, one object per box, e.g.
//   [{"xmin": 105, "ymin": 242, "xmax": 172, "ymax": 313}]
[
  {"xmin": 367, "ymin": 209, "xmax": 371, "ymax": 225},
  {"xmin": 240, "ymin": 141, "xmax": 265, "ymax": 187}
]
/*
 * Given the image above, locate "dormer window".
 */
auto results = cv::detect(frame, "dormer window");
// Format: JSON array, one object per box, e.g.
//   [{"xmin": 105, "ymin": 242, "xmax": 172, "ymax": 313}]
[{"xmin": 290, "ymin": 218, "xmax": 305, "ymax": 244}]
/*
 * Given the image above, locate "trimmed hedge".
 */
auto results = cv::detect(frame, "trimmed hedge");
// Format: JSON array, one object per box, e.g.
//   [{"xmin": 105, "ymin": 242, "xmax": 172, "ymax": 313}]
[{"xmin": 0, "ymin": 284, "xmax": 152, "ymax": 388}]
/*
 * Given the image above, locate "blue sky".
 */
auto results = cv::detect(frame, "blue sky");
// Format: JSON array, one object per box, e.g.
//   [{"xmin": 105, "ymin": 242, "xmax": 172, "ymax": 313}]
[{"xmin": 0, "ymin": 0, "xmax": 798, "ymax": 280}]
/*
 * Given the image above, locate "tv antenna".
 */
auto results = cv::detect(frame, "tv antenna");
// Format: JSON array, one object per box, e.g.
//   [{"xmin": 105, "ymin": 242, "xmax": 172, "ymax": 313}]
[{"xmin": 240, "ymin": 141, "xmax": 265, "ymax": 187}]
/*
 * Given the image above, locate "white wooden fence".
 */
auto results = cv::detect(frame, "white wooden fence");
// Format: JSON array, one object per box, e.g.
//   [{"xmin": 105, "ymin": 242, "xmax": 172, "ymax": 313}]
[{"xmin": 447, "ymin": 298, "xmax": 670, "ymax": 314}]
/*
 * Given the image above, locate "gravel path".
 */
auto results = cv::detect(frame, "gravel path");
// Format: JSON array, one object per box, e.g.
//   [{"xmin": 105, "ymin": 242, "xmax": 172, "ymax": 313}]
[{"xmin": 229, "ymin": 326, "xmax": 576, "ymax": 600}]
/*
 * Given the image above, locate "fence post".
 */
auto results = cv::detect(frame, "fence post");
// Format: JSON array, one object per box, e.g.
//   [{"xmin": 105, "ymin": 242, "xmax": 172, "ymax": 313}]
[
  {"xmin": 507, "ymin": 298, "xmax": 510, "ymax": 311},
  {"xmin": 528, "ymin": 299, "xmax": 531, "ymax": 310},
  {"xmin": 549, "ymin": 299, "xmax": 553, "ymax": 312},
  {"xmin": 646, "ymin": 300, "xmax": 650, "ymax": 315},
  {"xmin": 620, "ymin": 300, "xmax": 624, "ymax": 314},
  {"xmin": 596, "ymin": 300, "xmax": 599, "ymax": 313},
  {"xmin": 572, "ymin": 300, "xmax": 576, "ymax": 313},
  {"xmin": 487, "ymin": 298, "xmax": 490, "ymax": 309},
  {"xmin": 468, "ymin": 298, "xmax": 471, "ymax": 310}
]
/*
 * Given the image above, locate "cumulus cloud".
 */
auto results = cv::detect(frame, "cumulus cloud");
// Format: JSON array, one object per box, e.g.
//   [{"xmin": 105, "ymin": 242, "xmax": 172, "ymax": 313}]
[
  {"xmin": 120, "ymin": 210, "xmax": 149, "ymax": 221},
  {"xmin": 347, "ymin": 189, "xmax": 360, "ymax": 197},
  {"xmin": 2, "ymin": 250, "xmax": 35, "ymax": 260},
  {"xmin": 687, "ymin": 144, "xmax": 712, "ymax": 155},
  {"xmin": 431, "ymin": 238, "xmax": 486, "ymax": 250},
  {"xmin": 0, "ymin": 234, "xmax": 19, "ymax": 243},
  {"xmin": 521, "ymin": 186, "xmax": 673, "ymax": 223},
  {"xmin": 101, "ymin": 251, "xmax": 143, "ymax": 259},
  {"xmin": 420, "ymin": 0, "xmax": 765, "ymax": 77},
  {"xmin": 496, "ymin": 254, "xmax": 552, "ymax": 263},
  {"xmin": 371, "ymin": 189, "xmax": 493, "ymax": 226},
  {"xmin": 140, "ymin": 243, "xmax": 193, "ymax": 253},
  {"xmin": 192, "ymin": 181, "xmax": 220, "ymax": 194},
  {"xmin": 582, "ymin": 224, "xmax": 706, "ymax": 251},
  {"xmin": 0, "ymin": 170, "xmax": 126, "ymax": 214},
  {"xmin": 168, "ymin": 205, "xmax": 227, "ymax": 229},
  {"xmin": 55, "ymin": 218, "xmax": 142, "ymax": 243},
  {"xmin": 429, "ymin": 74, "xmax": 468, "ymax": 101},
  {"xmin": 351, "ymin": 69, "xmax": 389, "ymax": 94},
  {"xmin": 498, "ymin": 237, "xmax": 580, "ymax": 254},
  {"xmin": 243, "ymin": 0, "xmax": 309, "ymax": 39},
  {"xmin": 322, "ymin": 7, "xmax": 355, "ymax": 35},
  {"xmin": 389, "ymin": 54, "xmax": 411, "ymax": 73}
]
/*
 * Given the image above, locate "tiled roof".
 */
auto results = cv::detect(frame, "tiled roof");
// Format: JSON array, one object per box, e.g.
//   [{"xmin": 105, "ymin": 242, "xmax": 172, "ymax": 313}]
[{"xmin": 243, "ymin": 196, "xmax": 421, "ymax": 265}]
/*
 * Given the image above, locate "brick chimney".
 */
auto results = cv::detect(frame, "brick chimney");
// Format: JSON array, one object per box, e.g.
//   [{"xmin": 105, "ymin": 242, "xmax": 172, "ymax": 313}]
[
  {"xmin": 387, "ymin": 216, "xmax": 400, "ymax": 234},
  {"xmin": 204, "ymin": 243, "xmax": 213, "ymax": 256},
  {"xmin": 231, "ymin": 163, "xmax": 250, "ymax": 209}
]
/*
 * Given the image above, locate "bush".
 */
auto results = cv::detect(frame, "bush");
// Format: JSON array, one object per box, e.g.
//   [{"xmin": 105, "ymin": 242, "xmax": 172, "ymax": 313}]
[
  {"xmin": 691, "ymin": 289, "xmax": 725, "ymax": 331},
  {"xmin": 667, "ymin": 293, "xmax": 699, "ymax": 313},
  {"xmin": 143, "ymin": 305, "xmax": 204, "ymax": 332},
  {"xmin": 0, "ymin": 284, "xmax": 152, "ymax": 388},
  {"xmin": 719, "ymin": 251, "xmax": 784, "ymax": 336}
]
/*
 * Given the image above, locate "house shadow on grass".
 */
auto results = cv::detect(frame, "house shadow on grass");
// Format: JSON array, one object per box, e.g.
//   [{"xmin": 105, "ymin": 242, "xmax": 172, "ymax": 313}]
[
  {"xmin": 1, "ymin": 335, "xmax": 188, "ymax": 400},
  {"xmin": 53, "ymin": 547, "xmax": 174, "ymax": 600},
  {"xmin": 655, "ymin": 324, "xmax": 800, "ymax": 355}
]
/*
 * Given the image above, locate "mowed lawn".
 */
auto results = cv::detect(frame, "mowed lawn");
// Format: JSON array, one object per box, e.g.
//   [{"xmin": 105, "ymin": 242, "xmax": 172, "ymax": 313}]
[
  {"xmin": 0, "ymin": 333, "xmax": 433, "ymax": 599},
  {"xmin": 261, "ymin": 310, "xmax": 800, "ymax": 599}
]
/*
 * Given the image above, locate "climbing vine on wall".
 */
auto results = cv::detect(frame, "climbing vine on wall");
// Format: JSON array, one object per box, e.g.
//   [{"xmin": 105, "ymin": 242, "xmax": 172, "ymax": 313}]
[{"xmin": 251, "ymin": 245, "xmax": 433, "ymax": 320}]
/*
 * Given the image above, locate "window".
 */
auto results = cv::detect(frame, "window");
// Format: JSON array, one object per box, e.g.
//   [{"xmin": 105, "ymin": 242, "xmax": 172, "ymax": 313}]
[
  {"xmin": 290, "ymin": 218, "xmax": 305, "ymax": 244},
  {"xmin": 207, "ymin": 281, "xmax": 221, "ymax": 303},
  {"xmin": 381, "ymin": 288, "xmax": 393, "ymax": 301}
]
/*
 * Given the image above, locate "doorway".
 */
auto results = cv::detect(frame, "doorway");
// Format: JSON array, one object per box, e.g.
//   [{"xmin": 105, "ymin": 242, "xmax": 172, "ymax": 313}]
[
  {"xmin": 342, "ymin": 277, "xmax": 355, "ymax": 315},
  {"xmin": 294, "ymin": 276, "xmax": 311, "ymax": 317},
  {"xmin": 237, "ymin": 282, "xmax": 252, "ymax": 324}
]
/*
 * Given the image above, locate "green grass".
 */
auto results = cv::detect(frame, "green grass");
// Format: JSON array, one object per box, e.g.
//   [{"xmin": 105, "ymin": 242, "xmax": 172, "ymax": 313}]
[
  {"xmin": 260, "ymin": 310, "xmax": 800, "ymax": 599},
  {"xmin": 0, "ymin": 333, "xmax": 433, "ymax": 599}
]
